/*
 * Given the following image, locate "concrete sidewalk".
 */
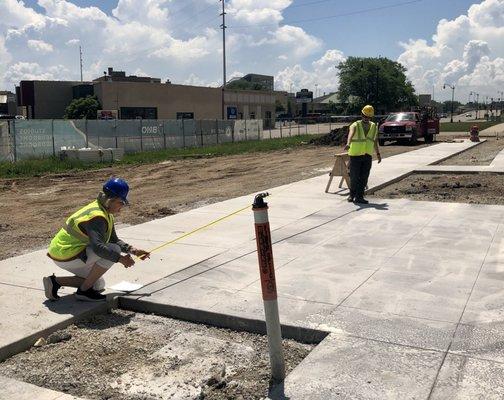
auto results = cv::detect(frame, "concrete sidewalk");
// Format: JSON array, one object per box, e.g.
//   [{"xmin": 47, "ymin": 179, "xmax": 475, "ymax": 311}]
[{"xmin": 3, "ymin": 139, "xmax": 503, "ymax": 399}]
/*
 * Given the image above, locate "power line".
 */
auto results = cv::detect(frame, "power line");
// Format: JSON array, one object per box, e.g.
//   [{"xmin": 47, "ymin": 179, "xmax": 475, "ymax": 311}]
[
  {"xmin": 229, "ymin": 0, "xmax": 423, "ymax": 29},
  {"xmin": 167, "ymin": 3, "xmax": 218, "ymax": 33},
  {"xmin": 287, "ymin": 0, "xmax": 345, "ymax": 9}
]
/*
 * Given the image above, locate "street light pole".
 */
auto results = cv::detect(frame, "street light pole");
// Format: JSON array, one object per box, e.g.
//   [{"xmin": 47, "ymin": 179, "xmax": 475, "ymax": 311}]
[
  {"xmin": 443, "ymin": 83, "xmax": 455, "ymax": 123},
  {"xmin": 220, "ymin": 0, "xmax": 227, "ymax": 121}
]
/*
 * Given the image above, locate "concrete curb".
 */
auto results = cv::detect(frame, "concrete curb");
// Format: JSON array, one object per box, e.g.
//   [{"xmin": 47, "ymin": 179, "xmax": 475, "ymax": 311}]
[
  {"xmin": 0, "ymin": 298, "xmax": 117, "ymax": 363},
  {"xmin": 119, "ymin": 297, "xmax": 328, "ymax": 345}
]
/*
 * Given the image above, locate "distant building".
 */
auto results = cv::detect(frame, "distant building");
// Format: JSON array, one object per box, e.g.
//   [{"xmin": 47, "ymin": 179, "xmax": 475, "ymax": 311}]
[
  {"xmin": 227, "ymin": 73, "xmax": 274, "ymax": 91},
  {"xmin": 0, "ymin": 91, "xmax": 16, "ymax": 116},
  {"xmin": 17, "ymin": 80, "xmax": 92, "ymax": 119},
  {"xmin": 15, "ymin": 68, "xmax": 277, "ymax": 126}
]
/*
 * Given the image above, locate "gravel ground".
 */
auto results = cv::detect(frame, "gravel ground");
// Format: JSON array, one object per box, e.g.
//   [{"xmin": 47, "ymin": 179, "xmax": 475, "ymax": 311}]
[
  {"xmin": 438, "ymin": 138, "xmax": 504, "ymax": 166},
  {"xmin": 0, "ymin": 310, "xmax": 313, "ymax": 400},
  {"xmin": 373, "ymin": 173, "xmax": 504, "ymax": 205}
]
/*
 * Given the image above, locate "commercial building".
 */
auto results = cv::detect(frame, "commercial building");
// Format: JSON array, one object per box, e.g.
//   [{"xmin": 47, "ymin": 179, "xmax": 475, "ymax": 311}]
[
  {"xmin": 16, "ymin": 68, "xmax": 277, "ymax": 125},
  {"xmin": 16, "ymin": 80, "xmax": 92, "ymax": 119},
  {"xmin": 0, "ymin": 91, "xmax": 18, "ymax": 116}
]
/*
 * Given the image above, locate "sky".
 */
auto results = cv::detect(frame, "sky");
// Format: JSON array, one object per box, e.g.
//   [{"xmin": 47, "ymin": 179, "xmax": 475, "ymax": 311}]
[{"xmin": 1, "ymin": 0, "xmax": 503, "ymax": 102}]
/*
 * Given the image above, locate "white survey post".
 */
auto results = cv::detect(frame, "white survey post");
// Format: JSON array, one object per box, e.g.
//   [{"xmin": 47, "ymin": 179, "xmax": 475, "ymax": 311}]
[{"xmin": 252, "ymin": 192, "xmax": 286, "ymax": 382}]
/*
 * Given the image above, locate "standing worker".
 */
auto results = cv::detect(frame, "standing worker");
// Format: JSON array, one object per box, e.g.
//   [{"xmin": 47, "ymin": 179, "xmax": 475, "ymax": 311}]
[
  {"xmin": 344, "ymin": 105, "xmax": 382, "ymax": 204},
  {"xmin": 43, "ymin": 178, "xmax": 150, "ymax": 302}
]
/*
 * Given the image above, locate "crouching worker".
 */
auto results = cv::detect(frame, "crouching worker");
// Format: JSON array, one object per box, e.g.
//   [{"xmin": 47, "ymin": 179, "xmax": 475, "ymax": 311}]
[{"xmin": 43, "ymin": 178, "xmax": 150, "ymax": 302}]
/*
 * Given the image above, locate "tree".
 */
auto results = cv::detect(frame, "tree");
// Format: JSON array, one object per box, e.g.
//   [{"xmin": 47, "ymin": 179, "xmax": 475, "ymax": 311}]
[
  {"xmin": 226, "ymin": 79, "xmax": 267, "ymax": 91},
  {"xmin": 442, "ymin": 100, "xmax": 462, "ymax": 113},
  {"xmin": 275, "ymin": 99, "xmax": 285, "ymax": 113},
  {"xmin": 64, "ymin": 95, "xmax": 101, "ymax": 119},
  {"xmin": 337, "ymin": 57, "xmax": 417, "ymax": 114}
]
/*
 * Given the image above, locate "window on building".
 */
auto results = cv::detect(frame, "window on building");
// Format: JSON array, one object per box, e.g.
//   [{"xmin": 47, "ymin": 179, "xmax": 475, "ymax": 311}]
[
  {"xmin": 249, "ymin": 112, "xmax": 256, "ymax": 120},
  {"xmin": 120, "ymin": 107, "xmax": 157, "ymax": 120}
]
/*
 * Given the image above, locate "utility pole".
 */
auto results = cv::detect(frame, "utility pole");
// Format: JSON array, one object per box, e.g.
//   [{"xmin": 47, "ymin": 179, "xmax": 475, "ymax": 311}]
[
  {"xmin": 443, "ymin": 83, "xmax": 455, "ymax": 123},
  {"xmin": 498, "ymin": 91, "xmax": 504, "ymax": 118},
  {"xmin": 476, "ymin": 93, "xmax": 479, "ymax": 119},
  {"xmin": 79, "ymin": 45, "xmax": 83, "ymax": 82},
  {"xmin": 220, "ymin": 0, "xmax": 227, "ymax": 121}
]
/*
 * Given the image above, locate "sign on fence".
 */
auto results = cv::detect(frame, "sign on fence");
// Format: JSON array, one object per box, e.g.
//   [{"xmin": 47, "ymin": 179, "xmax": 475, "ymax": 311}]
[{"xmin": 7, "ymin": 118, "xmax": 267, "ymax": 161}]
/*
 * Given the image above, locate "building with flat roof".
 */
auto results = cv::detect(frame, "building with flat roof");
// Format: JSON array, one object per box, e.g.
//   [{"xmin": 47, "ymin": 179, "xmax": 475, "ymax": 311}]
[
  {"xmin": 0, "ymin": 91, "xmax": 16, "ymax": 116},
  {"xmin": 16, "ymin": 68, "xmax": 277, "ymax": 125}
]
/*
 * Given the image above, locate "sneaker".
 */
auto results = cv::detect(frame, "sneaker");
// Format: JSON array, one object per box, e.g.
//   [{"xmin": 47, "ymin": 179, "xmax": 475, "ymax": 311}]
[
  {"xmin": 355, "ymin": 198, "xmax": 369, "ymax": 204},
  {"xmin": 43, "ymin": 274, "xmax": 61, "ymax": 301},
  {"xmin": 75, "ymin": 287, "xmax": 107, "ymax": 302},
  {"xmin": 347, "ymin": 195, "xmax": 354, "ymax": 203}
]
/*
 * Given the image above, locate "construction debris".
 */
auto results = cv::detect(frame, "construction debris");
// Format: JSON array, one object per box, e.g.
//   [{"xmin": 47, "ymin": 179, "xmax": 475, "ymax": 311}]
[
  {"xmin": 309, "ymin": 125, "xmax": 349, "ymax": 146},
  {"xmin": 0, "ymin": 310, "xmax": 312, "ymax": 400}
]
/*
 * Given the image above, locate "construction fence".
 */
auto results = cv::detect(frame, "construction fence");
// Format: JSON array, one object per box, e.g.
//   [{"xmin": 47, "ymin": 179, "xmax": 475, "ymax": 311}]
[{"xmin": 0, "ymin": 118, "xmax": 339, "ymax": 162}]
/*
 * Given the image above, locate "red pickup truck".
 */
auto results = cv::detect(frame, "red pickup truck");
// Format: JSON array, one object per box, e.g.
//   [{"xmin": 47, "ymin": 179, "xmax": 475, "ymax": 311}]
[{"xmin": 378, "ymin": 111, "xmax": 439, "ymax": 145}]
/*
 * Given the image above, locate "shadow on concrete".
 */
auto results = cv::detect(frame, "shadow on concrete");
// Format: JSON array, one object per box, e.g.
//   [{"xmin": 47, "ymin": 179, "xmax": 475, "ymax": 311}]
[{"xmin": 355, "ymin": 202, "xmax": 389, "ymax": 211}]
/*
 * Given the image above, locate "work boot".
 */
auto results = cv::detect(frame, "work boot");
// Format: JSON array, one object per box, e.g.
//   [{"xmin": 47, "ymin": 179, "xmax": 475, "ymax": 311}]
[
  {"xmin": 347, "ymin": 195, "xmax": 354, "ymax": 203},
  {"xmin": 43, "ymin": 274, "xmax": 61, "ymax": 301},
  {"xmin": 354, "ymin": 198, "xmax": 369, "ymax": 204},
  {"xmin": 75, "ymin": 287, "xmax": 107, "ymax": 302}
]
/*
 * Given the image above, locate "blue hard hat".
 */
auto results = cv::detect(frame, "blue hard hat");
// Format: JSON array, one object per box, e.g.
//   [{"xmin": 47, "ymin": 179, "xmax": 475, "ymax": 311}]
[{"xmin": 103, "ymin": 178, "xmax": 129, "ymax": 204}]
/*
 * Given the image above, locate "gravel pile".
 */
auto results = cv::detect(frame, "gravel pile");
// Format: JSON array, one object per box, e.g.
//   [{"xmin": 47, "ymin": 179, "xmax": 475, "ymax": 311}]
[{"xmin": 0, "ymin": 310, "xmax": 313, "ymax": 400}]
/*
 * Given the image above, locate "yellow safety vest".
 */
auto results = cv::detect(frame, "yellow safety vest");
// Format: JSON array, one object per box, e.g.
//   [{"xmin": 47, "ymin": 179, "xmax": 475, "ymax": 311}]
[
  {"xmin": 47, "ymin": 200, "xmax": 114, "ymax": 261},
  {"xmin": 348, "ymin": 120, "xmax": 377, "ymax": 156}
]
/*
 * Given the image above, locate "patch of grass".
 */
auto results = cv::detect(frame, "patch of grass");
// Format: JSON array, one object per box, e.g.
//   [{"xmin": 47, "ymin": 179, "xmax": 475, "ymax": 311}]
[
  {"xmin": 440, "ymin": 121, "xmax": 501, "ymax": 132},
  {"xmin": 0, "ymin": 135, "xmax": 320, "ymax": 179}
]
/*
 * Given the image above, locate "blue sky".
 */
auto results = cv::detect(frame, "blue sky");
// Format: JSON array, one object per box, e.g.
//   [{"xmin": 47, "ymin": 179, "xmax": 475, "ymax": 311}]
[
  {"xmin": 22, "ymin": 0, "xmax": 477, "ymax": 58},
  {"xmin": 1, "ymin": 1, "xmax": 503, "ymax": 101},
  {"xmin": 21, "ymin": 0, "xmax": 478, "ymax": 59}
]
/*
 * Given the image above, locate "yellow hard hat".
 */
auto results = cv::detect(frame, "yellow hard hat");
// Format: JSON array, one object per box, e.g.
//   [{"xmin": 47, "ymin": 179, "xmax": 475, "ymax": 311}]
[{"xmin": 362, "ymin": 105, "xmax": 375, "ymax": 118}]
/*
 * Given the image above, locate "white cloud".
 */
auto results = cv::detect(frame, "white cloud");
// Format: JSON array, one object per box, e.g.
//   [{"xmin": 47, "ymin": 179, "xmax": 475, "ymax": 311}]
[
  {"xmin": 227, "ymin": 0, "xmax": 292, "ymax": 24},
  {"xmin": 3, "ymin": 62, "xmax": 62, "ymax": 83},
  {"xmin": 398, "ymin": 0, "xmax": 504, "ymax": 101},
  {"xmin": 0, "ymin": 0, "xmax": 333, "ymax": 93},
  {"xmin": 112, "ymin": 0, "xmax": 171, "ymax": 27},
  {"xmin": 66, "ymin": 39, "xmax": 80, "ymax": 46},
  {"xmin": 276, "ymin": 49, "xmax": 346, "ymax": 93},
  {"xmin": 27, "ymin": 39, "xmax": 54, "ymax": 53}
]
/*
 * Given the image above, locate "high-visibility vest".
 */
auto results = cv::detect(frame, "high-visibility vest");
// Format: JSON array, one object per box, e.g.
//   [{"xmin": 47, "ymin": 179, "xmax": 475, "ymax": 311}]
[
  {"xmin": 47, "ymin": 200, "xmax": 114, "ymax": 261},
  {"xmin": 348, "ymin": 120, "xmax": 377, "ymax": 156}
]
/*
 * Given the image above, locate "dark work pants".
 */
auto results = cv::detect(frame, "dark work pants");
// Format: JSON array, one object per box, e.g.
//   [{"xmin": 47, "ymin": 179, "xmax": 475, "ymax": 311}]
[{"xmin": 349, "ymin": 154, "xmax": 372, "ymax": 199}]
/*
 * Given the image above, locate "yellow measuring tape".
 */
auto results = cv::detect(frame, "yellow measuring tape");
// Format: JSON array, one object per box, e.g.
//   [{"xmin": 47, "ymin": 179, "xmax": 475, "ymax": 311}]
[
  {"xmin": 137, "ymin": 203, "xmax": 252, "ymax": 259},
  {"xmin": 135, "ymin": 181, "xmax": 297, "ymax": 260}
]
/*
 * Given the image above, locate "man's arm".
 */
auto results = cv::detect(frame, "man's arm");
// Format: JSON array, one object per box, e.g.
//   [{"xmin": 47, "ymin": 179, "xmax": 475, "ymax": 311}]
[
  {"xmin": 109, "ymin": 226, "xmax": 132, "ymax": 253},
  {"xmin": 344, "ymin": 124, "xmax": 356, "ymax": 150},
  {"xmin": 374, "ymin": 135, "xmax": 382, "ymax": 163},
  {"xmin": 110, "ymin": 226, "xmax": 150, "ymax": 260},
  {"xmin": 81, "ymin": 218, "xmax": 136, "ymax": 267}
]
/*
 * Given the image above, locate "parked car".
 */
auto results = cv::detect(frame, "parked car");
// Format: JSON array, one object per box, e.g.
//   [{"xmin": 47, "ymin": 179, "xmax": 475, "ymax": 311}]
[
  {"xmin": 465, "ymin": 113, "xmax": 472, "ymax": 118},
  {"xmin": 439, "ymin": 113, "xmax": 448, "ymax": 118}
]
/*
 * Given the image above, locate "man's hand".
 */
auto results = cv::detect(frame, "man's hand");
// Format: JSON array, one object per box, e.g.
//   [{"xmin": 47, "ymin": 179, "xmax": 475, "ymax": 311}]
[
  {"xmin": 119, "ymin": 254, "xmax": 135, "ymax": 268},
  {"xmin": 377, "ymin": 152, "xmax": 382, "ymax": 163},
  {"xmin": 131, "ymin": 248, "xmax": 151, "ymax": 260}
]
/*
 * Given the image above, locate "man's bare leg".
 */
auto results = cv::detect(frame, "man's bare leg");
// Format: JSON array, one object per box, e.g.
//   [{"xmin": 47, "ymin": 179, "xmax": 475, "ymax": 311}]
[
  {"xmin": 79, "ymin": 264, "xmax": 107, "ymax": 291},
  {"xmin": 54, "ymin": 276, "xmax": 84, "ymax": 288}
]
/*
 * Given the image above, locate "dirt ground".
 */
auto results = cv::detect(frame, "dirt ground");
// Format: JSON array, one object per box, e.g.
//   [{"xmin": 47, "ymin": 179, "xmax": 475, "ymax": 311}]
[
  {"xmin": 0, "ymin": 309, "xmax": 313, "ymax": 400},
  {"xmin": 373, "ymin": 173, "xmax": 504, "ymax": 205},
  {"xmin": 438, "ymin": 137, "xmax": 504, "ymax": 166},
  {"xmin": 0, "ymin": 142, "xmax": 428, "ymax": 261}
]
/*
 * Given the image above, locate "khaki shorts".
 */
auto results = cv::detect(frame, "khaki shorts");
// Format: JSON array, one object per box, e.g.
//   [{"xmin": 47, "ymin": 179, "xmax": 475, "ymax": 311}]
[{"xmin": 52, "ymin": 244, "xmax": 120, "ymax": 291}]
